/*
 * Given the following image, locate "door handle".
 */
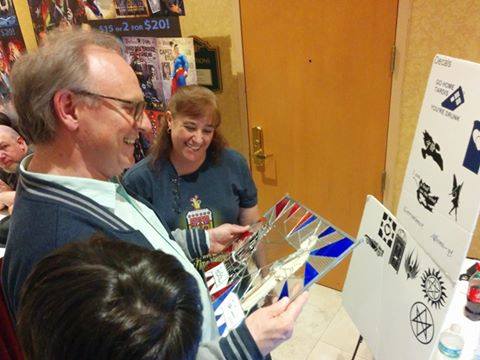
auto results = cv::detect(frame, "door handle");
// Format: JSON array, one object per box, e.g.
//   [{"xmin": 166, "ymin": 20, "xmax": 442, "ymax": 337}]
[{"xmin": 252, "ymin": 126, "xmax": 272, "ymax": 166}]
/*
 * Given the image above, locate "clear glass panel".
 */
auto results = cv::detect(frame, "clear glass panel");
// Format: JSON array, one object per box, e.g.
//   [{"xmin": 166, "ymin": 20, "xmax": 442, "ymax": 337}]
[{"xmin": 208, "ymin": 195, "xmax": 360, "ymax": 336}]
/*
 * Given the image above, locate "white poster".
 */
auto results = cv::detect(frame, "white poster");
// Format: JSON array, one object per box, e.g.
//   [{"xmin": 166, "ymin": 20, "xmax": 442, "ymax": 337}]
[
  {"xmin": 343, "ymin": 195, "xmax": 454, "ymax": 360},
  {"xmin": 397, "ymin": 54, "xmax": 480, "ymax": 280}
]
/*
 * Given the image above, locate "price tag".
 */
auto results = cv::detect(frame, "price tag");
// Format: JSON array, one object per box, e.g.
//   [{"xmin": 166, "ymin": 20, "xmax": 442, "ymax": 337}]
[
  {"xmin": 205, "ymin": 262, "xmax": 229, "ymax": 294},
  {"xmin": 223, "ymin": 292, "xmax": 245, "ymax": 329},
  {"xmin": 220, "ymin": 292, "xmax": 245, "ymax": 335}
]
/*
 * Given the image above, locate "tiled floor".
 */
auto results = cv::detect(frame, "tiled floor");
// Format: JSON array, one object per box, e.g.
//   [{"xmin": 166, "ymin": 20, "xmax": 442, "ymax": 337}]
[{"xmin": 272, "ymin": 284, "xmax": 374, "ymax": 360}]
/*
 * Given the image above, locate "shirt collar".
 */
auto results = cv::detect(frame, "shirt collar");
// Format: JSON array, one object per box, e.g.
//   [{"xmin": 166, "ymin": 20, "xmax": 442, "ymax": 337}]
[{"xmin": 20, "ymin": 154, "xmax": 118, "ymax": 211}]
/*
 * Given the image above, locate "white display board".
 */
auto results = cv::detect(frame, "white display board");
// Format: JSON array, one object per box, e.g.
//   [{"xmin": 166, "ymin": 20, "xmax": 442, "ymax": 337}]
[
  {"xmin": 343, "ymin": 54, "xmax": 480, "ymax": 360},
  {"xmin": 343, "ymin": 196, "xmax": 454, "ymax": 360},
  {"xmin": 397, "ymin": 54, "xmax": 480, "ymax": 281}
]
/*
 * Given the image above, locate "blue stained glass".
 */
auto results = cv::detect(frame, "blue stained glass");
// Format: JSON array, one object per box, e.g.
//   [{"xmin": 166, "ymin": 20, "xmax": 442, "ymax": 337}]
[
  {"xmin": 304, "ymin": 262, "xmax": 319, "ymax": 287},
  {"xmin": 292, "ymin": 215, "xmax": 317, "ymax": 234},
  {"xmin": 310, "ymin": 238, "xmax": 353, "ymax": 258},
  {"xmin": 318, "ymin": 226, "xmax": 336, "ymax": 238},
  {"xmin": 218, "ymin": 323, "xmax": 227, "ymax": 336},
  {"xmin": 212, "ymin": 284, "xmax": 234, "ymax": 311},
  {"xmin": 279, "ymin": 281, "xmax": 289, "ymax": 299}
]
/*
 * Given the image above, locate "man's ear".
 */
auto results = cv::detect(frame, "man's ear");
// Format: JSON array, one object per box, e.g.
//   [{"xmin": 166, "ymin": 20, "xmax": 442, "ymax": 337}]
[
  {"xmin": 52, "ymin": 89, "xmax": 80, "ymax": 131},
  {"xmin": 16, "ymin": 136, "xmax": 27, "ymax": 153}
]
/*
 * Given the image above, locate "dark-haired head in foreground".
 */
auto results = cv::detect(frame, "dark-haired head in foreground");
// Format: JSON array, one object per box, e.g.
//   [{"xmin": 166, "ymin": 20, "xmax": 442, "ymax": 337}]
[{"xmin": 17, "ymin": 234, "xmax": 203, "ymax": 360}]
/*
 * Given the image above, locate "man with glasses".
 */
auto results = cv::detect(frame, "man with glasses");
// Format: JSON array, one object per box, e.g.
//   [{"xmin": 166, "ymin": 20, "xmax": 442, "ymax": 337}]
[{"xmin": 2, "ymin": 29, "xmax": 308, "ymax": 359}]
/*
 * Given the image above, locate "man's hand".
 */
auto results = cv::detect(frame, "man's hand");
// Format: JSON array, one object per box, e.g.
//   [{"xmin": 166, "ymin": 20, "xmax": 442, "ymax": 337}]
[
  {"xmin": 207, "ymin": 223, "xmax": 249, "ymax": 253},
  {"xmin": 0, "ymin": 179, "xmax": 12, "ymax": 193},
  {"xmin": 0, "ymin": 190, "xmax": 15, "ymax": 209},
  {"xmin": 245, "ymin": 292, "xmax": 309, "ymax": 356}
]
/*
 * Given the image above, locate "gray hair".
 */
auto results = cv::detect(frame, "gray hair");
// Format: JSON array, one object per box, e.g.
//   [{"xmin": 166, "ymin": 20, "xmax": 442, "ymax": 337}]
[{"xmin": 11, "ymin": 28, "xmax": 122, "ymax": 144}]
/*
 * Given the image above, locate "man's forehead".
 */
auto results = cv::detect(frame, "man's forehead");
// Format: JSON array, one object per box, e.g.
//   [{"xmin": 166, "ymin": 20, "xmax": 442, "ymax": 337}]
[
  {"xmin": 84, "ymin": 45, "xmax": 125, "ymax": 71},
  {"xmin": 85, "ymin": 45, "xmax": 142, "ymax": 96},
  {"xmin": 0, "ymin": 132, "xmax": 15, "ymax": 143}
]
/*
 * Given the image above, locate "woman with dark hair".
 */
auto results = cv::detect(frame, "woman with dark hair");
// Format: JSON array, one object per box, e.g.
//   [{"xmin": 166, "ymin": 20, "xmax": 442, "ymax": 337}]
[{"xmin": 123, "ymin": 85, "xmax": 260, "ymax": 269}]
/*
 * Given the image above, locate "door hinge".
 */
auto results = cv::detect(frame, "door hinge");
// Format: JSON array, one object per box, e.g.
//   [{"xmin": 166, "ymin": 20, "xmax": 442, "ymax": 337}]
[
  {"xmin": 390, "ymin": 45, "xmax": 397, "ymax": 74},
  {"xmin": 381, "ymin": 171, "xmax": 387, "ymax": 194}
]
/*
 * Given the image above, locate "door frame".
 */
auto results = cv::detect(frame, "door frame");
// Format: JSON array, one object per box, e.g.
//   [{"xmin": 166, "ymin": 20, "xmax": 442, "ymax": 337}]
[{"xmin": 383, "ymin": 0, "xmax": 413, "ymax": 211}]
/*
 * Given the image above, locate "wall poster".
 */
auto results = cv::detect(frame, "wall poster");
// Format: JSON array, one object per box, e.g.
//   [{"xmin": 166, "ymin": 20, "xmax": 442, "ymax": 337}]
[
  {"xmin": 0, "ymin": 0, "xmax": 26, "ymax": 101},
  {"xmin": 122, "ymin": 36, "xmax": 196, "ymax": 111}
]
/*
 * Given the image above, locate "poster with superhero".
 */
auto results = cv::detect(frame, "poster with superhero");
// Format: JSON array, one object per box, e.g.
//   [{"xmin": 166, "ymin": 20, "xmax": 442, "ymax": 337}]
[
  {"xmin": 132, "ymin": 109, "xmax": 162, "ymax": 163},
  {"xmin": 85, "ymin": 0, "xmax": 149, "ymax": 21},
  {"xmin": 123, "ymin": 36, "xmax": 165, "ymax": 111},
  {"xmin": 84, "ymin": 0, "xmax": 116, "ymax": 20},
  {"xmin": 0, "ymin": 0, "xmax": 26, "ymax": 101},
  {"xmin": 144, "ymin": 109, "xmax": 163, "ymax": 137},
  {"xmin": 0, "ymin": 42, "xmax": 12, "ymax": 102},
  {"xmin": 147, "ymin": 0, "xmax": 184, "ymax": 16},
  {"xmin": 27, "ymin": 0, "xmax": 87, "ymax": 42},
  {"xmin": 113, "ymin": 0, "xmax": 148, "ymax": 18},
  {"xmin": 157, "ymin": 37, "xmax": 196, "ymax": 104}
]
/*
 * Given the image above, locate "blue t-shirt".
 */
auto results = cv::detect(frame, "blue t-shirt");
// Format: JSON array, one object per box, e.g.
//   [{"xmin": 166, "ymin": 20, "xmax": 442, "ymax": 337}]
[{"xmin": 123, "ymin": 148, "xmax": 257, "ymax": 232}]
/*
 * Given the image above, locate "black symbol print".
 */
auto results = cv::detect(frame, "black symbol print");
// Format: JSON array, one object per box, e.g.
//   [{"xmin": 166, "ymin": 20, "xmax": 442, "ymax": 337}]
[
  {"xmin": 449, "ymin": 174, "xmax": 463, "ymax": 222},
  {"xmin": 416, "ymin": 179, "xmax": 439, "ymax": 212},
  {"xmin": 441, "ymin": 86, "xmax": 465, "ymax": 111},
  {"xmin": 421, "ymin": 131, "xmax": 443, "ymax": 170},
  {"xmin": 365, "ymin": 234, "xmax": 384, "ymax": 257},
  {"xmin": 378, "ymin": 212, "xmax": 396, "ymax": 248},
  {"xmin": 421, "ymin": 268, "xmax": 447, "ymax": 309},
  {"xmin": 389, "ymin": 229, "xmax": 406, "ymax": 273},
  {"xmin": 405, "ymin": 250, "xmax": 420, "ymax": 280},
  {"xmin": 410, "ymin": 302, "xmax": 434, "ymax": 344}
]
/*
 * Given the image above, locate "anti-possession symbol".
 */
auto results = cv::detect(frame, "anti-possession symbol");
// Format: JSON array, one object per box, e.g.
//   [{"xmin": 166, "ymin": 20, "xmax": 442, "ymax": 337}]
[
  {"xmin": 421, "ymin": 268, "xmax": 447, "ymax": 308},
  {"xmin": 410, "ymin": 302, "xmax": 434, "ymax": 344}
]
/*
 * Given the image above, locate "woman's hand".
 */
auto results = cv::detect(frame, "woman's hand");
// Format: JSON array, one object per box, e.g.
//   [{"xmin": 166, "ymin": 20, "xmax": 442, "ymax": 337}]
[{"xmin": 207, "ymin": 223, "xmax": 249, "ymax": 253}]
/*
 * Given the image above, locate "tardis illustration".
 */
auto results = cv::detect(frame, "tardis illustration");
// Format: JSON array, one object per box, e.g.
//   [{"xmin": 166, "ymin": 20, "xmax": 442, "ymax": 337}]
[{"xmin": 441, "ymin": 86, "xmax": 465, "ymax": 111}]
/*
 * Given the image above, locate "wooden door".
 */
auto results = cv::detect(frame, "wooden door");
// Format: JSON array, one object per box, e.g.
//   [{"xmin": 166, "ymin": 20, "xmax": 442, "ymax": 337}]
[{"xmin": 240, "ymin": 0, "xmax": 398, "ymax": 290}]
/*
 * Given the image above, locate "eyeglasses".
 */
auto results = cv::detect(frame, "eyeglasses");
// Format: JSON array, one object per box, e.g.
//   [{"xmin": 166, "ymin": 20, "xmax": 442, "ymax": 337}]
[{"xmin": 72, "ymin": 90, "xmax": 146, "ymax": 123}]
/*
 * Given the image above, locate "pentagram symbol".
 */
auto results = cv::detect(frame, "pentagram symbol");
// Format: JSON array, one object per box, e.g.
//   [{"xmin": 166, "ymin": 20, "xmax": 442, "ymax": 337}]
[
  {"xmin": 410, "ymin": 302, "xmax": 434, "ymax": 344},
  {"xmin": 421, "ymin": 268, "xmax": 447, "ymax": 308}
]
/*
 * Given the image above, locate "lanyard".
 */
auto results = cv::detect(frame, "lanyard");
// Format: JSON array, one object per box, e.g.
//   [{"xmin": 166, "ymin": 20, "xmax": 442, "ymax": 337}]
[{"xmin": 114, "ymin": 180, "xmax": 188, "ymax": 261}]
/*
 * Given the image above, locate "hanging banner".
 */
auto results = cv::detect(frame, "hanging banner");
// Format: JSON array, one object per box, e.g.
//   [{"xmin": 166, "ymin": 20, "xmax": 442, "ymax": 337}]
[
  {"xmin": 89, "ymin": 16, "xmax": 180, "ymax": 37},
  {"xmin": 26, "ymin": 0, "xmax": 181, "ymax": 43}
]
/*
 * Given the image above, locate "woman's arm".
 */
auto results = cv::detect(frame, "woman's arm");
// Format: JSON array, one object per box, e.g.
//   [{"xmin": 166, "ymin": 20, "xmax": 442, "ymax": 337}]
[{"xmin": 238, "ymin": 205, "xmax": 260, "ymax": 226}]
